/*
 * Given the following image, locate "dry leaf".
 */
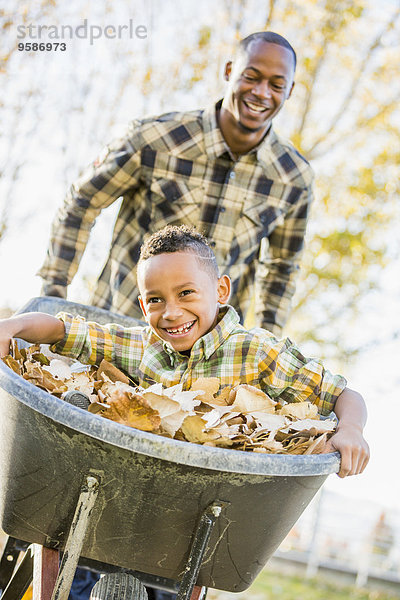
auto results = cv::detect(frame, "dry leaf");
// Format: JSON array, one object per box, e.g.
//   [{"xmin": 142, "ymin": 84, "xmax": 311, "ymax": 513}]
[
  {"xmin": 42, "ymin": 359, "xmax": 72, "ymax": 380},
  {"xmin": 285, "ymin": 418, "xmax": 336, "ymax": 434},
  {"xmin": 304, "ymin": 433, "xmax": 329, "ymax": 454},
  {"xmin": 232, "ymin": 385, "xmax": 276, "ymax": 414},
  {"xmin": 2, "ymin": 355, "xmax": 22, "ymax": 375},
  {"xmin": 181, "ymin": 415, "xmax": 220, "ymax": 443},
  {"xmin": 248, "ymin": 412, "xmax": 287, "ymax": 431},
  {"xmin": 191, "ymin": 377, "xmax": 219, "ymax": 395},
  {"xmin": 101, "ymin": 389, "xmax": 161, "ymax": 432},
  {"xmin": 97, "ymin": 359, "xmax": 130, "ymax": 384},
  {"xmin": 279, "ymin": 401, "xmax": 318, "ymax": 420}
]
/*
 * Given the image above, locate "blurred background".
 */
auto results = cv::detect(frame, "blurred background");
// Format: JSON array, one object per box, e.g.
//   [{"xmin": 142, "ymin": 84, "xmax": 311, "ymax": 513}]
[{"xmin": 1, "ymin": 0, "xmax": 399, "ymax": 597}]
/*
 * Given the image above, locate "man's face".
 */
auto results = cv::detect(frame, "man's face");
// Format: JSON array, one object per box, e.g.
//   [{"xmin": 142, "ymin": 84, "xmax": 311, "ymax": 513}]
[
  {"xmin": 223, "ymin": 40, "xmax": 295, "ymax": 135},
  {"xmin": 138, "ymin": 252, "xmax": 230, "ymax": 353}
]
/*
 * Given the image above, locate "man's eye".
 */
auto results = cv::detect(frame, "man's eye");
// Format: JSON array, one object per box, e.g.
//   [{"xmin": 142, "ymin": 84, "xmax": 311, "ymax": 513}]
[
  {"xmin": 148, "ymin": 297, "xmax": 162, "ymax": 304},
  {"xmin": 243, "ymin": 73, "xmax": 256, "ymax": 81}
]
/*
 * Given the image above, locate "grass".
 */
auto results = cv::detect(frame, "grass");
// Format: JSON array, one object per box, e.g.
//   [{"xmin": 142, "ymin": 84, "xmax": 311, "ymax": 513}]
[{"xmin": 208, "ymin": 567, "xmax": 400, "ymax": 600}]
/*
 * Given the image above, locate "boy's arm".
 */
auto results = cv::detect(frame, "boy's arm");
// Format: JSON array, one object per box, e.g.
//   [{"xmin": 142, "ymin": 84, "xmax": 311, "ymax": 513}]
[
  {"xmin": 0, "ymin": 313, "xmax": 65, "ymax": 357},
  {"xmin": 324, "ymin": 387, "xmax": 370, "ymax": 478}
]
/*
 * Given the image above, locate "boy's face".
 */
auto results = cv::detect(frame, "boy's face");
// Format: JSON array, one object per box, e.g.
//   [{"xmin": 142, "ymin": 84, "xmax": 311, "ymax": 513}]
[{"xmin": 138, "ymin": 252, "xmax": 231, "ymax": 353}]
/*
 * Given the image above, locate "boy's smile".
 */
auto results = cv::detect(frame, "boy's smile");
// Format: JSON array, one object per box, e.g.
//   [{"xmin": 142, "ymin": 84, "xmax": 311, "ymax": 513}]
[{"xmin": 138, "ymin": 252, "xmax": 231, "ymax": 353}]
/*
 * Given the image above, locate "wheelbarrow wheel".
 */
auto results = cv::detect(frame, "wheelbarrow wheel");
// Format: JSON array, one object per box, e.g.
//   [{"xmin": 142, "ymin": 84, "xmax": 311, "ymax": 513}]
[{"xmin": 90, "ymin": 573, "xmax": 148, "ymax": 600}]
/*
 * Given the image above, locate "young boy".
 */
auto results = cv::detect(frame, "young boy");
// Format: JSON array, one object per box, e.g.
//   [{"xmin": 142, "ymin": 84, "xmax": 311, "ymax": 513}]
[{"xmin": 0, "ymin": 226, "xmax": 369, "ymax": 478}]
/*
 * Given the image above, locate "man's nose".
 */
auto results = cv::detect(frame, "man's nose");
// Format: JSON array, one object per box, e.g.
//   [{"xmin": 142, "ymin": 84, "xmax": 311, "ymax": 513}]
[{"xmin": 252, "ymin": 80, "xmax": 272, "ymax": 99}]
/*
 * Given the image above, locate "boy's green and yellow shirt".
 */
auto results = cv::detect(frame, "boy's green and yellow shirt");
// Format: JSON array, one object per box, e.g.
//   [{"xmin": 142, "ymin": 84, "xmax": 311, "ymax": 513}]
[{"xmin": 52, "ymin": 305, "xmax": 346, "ymax": 416}]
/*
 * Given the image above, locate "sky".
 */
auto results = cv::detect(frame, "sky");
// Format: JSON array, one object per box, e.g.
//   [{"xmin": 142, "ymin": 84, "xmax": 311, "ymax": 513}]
[{"xmin": 1, "ymin": 0, "xmax": 399, "ymax": 527}]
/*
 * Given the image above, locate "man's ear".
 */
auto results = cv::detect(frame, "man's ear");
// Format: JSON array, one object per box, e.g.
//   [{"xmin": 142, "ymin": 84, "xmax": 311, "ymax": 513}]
[
  {"xmin": 224, "ymin": 61, "xmax": 232, "ymax": 81},
  {"xmin": 138, "ymin": 296, "xmax": 148, "ymax": 320},
  {"xmin": 287, "ymin": 80, "xmax": 295, "ymax": 99},
  {"xmin": 217, "ymin": 275, "xmax": 231, "ymax": 305}
]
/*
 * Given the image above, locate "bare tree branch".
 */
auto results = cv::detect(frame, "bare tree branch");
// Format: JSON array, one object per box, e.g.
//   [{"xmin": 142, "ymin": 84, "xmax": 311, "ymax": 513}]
[
  {"xmin": 265, "ymin": 0, "xmax": 276, "ymax": 29},
  {"xmin": 306, "ymin": 6, "xmax": 400, "ymax": 157},
  {"xmin": 308, "ymin": 91, "xmax": 400, "ymax": 160}
]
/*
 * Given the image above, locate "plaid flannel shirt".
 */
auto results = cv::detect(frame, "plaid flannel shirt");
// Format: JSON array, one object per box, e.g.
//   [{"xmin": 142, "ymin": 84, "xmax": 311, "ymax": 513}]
[
  {"xmin": 52, "ymin": 305, "xmax": 345, "ymax": 416},
  {"xmin": 39, "ymin": 100, "xmax": 314, "ymax": 336}
]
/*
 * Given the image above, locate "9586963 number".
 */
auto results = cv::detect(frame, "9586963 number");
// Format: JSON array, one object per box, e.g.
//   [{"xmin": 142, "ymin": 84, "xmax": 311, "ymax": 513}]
[{"xmin": 18, "ymin": 42, "xmax": 67, "ymax": 51}]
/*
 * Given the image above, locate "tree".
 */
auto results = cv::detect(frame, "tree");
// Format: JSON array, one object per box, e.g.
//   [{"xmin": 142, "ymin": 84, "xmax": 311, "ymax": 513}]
[{"xmin": 1, "ymin": 0, "xmax": 399, "ymax": 365}]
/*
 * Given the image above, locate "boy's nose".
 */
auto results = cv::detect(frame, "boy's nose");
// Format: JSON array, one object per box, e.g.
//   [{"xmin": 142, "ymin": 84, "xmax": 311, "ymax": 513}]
[{"xmin": 162, "ymin": 301, "xmax": 183, "ymax": 320}]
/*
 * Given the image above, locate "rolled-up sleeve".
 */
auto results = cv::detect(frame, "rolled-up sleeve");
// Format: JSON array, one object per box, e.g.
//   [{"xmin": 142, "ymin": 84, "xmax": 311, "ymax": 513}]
[
  {"xmin": 50, "ymin": 312, "xmax": 145, "ymax": 375},
  {"xmin": 258, "ymin": 336, "xmax": 347, "ymax": 415}
]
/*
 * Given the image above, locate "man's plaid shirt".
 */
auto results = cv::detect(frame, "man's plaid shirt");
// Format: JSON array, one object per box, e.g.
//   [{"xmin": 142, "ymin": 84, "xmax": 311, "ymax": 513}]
[
  {"xmin": 39, "ymin": 101, "xmax": 314, "ymax": 336},
  {"xmin": 52, "ymin": 305, "xmax": 345, "ymax": 416}
]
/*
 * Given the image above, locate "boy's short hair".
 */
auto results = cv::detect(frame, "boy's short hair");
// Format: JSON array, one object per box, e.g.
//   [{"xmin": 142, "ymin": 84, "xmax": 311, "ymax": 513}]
[{"xmin": 138, "ymin": 225, "xmax": 219, "ymax": 278}]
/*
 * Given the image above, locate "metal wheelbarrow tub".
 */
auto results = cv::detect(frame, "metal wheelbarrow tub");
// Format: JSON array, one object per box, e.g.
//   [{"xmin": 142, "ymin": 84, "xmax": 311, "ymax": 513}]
[{"xmin": 0, "ymin": 298, "xmax": 340, "ymax": 592}]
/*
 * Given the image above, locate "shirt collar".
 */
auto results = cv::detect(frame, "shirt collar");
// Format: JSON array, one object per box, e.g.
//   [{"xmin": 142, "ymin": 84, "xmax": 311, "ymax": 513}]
[
  {"xmin": 202, "ymin": 100, "xmax": 232, "ymax": 160},
  {"xmin": 202, "ymin": 99, "xmax": 276, "ymax": 163},
  {"xmin": 196, "ymin": 304, "xmax": 242, "ymax": 359},
  {"xmin": 149, "ymin": 305, "xmax": 242, "ymax": 364}
]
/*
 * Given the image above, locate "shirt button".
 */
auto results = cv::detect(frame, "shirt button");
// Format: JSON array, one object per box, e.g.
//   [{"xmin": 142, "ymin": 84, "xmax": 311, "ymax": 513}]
[{"xmin": 229, "ymin": 171, "xmax": 235, "ymax": 179}]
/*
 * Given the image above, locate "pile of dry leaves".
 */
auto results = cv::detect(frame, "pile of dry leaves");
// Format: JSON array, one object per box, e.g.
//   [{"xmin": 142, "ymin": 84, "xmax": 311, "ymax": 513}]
[{"xmin": 2, "ymin": 343, "xmax": 336, "ymax": 454}]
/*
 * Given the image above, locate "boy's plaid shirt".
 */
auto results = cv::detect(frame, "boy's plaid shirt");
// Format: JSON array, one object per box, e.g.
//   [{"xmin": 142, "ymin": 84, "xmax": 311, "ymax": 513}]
[
  {"xmin": 39, "ymin": 101, "xmax": 314, "ymax": 336},
  {"xmin": 52, "ymin": 305, "xmax": 345, "ymax": 416}
]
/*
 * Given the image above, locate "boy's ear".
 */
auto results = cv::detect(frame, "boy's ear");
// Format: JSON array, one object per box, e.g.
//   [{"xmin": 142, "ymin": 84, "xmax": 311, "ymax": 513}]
[
  {"xmin": 138, "ymin": 296, "xmax": 148, "ymax": 320},
  {"xmin": 217, "ymin": 275, "xmax": 231, "ymax": 305}
]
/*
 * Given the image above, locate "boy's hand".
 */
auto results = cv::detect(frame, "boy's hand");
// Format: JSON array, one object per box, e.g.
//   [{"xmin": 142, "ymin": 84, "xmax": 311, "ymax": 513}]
[
  {"xmin": 323, "ymin": 425, "xmax": 370, "ymax": 478},
  {"xmin": 0, "ymin": 320, "xmax": 15, "ymax": 358}
]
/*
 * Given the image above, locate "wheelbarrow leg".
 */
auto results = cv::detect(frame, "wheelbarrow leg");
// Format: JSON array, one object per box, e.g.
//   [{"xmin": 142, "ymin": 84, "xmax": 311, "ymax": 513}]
[
  {"xmin": 32, "ymin": 546, "xmax": 59, "ymax": 600},
  {"xmin": 50, "ymin": 475, "xmax": 100, "ymax": 600},
  {"xmin": 176, "ymin": 501, "xmax": 224, "ymax": 600},
  {"xmin": 188, "ymin": 586, "xmax": 206, "ymax": 600},
  {"xmin": 0, "ymin": 474, "xmax": 99, "ymax": 600}
]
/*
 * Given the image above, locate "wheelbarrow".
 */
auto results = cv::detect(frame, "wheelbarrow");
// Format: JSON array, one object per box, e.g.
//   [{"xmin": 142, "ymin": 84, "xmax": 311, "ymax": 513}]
[{"xmin": 0, "ymin": 297, "xmax": 340, "ymax": 600}]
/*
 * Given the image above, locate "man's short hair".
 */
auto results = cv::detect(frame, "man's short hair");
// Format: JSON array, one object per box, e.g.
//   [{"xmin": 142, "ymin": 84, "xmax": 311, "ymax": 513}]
[
  {"xmin": 138, "ymin": 225, "xmax": 219, "ymax": 278},
  {"xmin": 239, "ymin": 31, "xmax": 297, "ymax": 70}
]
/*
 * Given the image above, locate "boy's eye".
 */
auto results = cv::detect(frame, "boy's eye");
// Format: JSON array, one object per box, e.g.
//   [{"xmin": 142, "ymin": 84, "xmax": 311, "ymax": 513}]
[
  {"xmin": 148, "ymin": 297, "xmax": 162, "ymax": 304},
  {"xmin": 180, "ymin": 289, "xmax": 194, "ymax": 297}
]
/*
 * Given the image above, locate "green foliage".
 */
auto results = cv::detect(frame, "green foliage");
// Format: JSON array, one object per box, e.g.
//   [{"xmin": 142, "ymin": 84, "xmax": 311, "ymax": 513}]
[{"xmin": 250, "ymin": 568, "xmax": 399, "ymax": 600}]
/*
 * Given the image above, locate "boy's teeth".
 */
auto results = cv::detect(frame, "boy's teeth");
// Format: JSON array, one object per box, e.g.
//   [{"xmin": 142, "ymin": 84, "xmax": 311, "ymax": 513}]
[{"xmin": 166, "ymin": 321, "xmax": 194, "ymax": 334}]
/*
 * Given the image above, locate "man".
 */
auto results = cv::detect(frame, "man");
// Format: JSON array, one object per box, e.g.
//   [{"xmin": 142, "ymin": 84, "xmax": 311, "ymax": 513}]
[{"xmin": 39, "ymin": 31, "xmax": 314, "ymax": 337}]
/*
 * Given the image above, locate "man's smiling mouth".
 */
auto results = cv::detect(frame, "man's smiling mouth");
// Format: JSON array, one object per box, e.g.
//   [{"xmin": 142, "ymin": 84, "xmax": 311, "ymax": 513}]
[
  {"xmin": 164, "ymin": 320, "xmax": 196, "ymax": 335},
  {"xmin": 243, "ymin": 100, "xmax": 269, "ymax": 113}
]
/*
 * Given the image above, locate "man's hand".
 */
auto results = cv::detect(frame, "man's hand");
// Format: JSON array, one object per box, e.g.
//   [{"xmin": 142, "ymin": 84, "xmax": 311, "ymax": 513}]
[{"xmin": 323, "ymin": 425, "xmax": 370, "ymax": 478}]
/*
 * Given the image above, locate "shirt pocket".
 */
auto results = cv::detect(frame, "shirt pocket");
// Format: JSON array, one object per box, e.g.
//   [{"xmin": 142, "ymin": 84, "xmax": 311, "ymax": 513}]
[
  {"xmin": 241, "ymin": 198, "xmax": 285, "ymax": 243},
  {"xmin": 148, "ymin": 178, "xmax": 203, "ymax": 229}
]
